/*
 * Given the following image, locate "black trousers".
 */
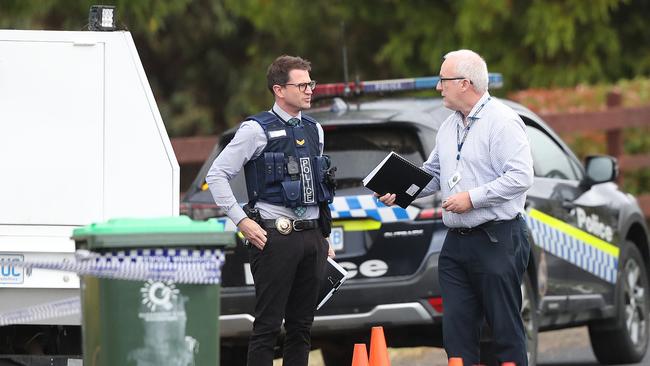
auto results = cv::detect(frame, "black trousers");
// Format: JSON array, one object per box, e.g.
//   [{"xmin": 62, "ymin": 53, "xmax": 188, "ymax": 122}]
[
  {"xmin": 439, "ymin": 216, "xmax": 530, "ymax": 366},
  {"xmin": 246, "ymin": 228, "xmax": 327, "ymax": 366}
]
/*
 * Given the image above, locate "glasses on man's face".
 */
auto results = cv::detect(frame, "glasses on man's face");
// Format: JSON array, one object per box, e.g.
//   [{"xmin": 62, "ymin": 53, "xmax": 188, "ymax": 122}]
[
  {"xmin": 282, "ymin": 80, "xmax": 317, "ymax": 92},
  {"xmin": 437, "ymin": 76, "xmax": 473, "ymax": 86}
]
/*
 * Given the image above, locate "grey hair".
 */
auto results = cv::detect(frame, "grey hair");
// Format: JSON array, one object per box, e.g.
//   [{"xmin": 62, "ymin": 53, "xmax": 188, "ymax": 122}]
[{"xmin": 443, "ymin": 49, "xmax": 489, "ymax": 93}]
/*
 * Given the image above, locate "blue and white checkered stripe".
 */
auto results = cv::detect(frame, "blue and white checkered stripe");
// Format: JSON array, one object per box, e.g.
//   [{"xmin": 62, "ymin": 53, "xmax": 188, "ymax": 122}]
[
  {"xmin": 216, "ymin": 195, "xmax": 419, "ymax": 228},
  {"xmin": 526, "ymin": 215, "xmax": 618, "ymax": 284},
  {"xmin": 13, "ymin": 249, "xmax": 226, "ymax": 285},
  {"xmin": 330, "ymin": 195, "xmax": 419, "ymax": 222}
]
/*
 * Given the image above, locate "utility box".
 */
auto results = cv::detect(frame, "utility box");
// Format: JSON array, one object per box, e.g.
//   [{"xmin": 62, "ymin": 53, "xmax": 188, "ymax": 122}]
[{"xmin": 73, "ymin": 216, "xmax": 235, "ymax": 366}]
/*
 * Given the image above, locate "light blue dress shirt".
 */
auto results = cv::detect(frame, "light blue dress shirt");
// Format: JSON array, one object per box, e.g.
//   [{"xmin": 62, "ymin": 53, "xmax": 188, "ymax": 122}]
[
  {"xmin": 420, "ymin": 92, "xmax": 534, "ymax": 228},
  {"xmin": 206, "ymin": 103, "xmax": 324, "ymax": 225}
]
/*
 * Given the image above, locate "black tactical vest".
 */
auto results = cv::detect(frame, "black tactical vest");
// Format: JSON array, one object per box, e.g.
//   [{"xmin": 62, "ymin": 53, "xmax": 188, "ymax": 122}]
[{"xmin": 243, "ymin": 112, "xmax": 335, "ymax": 208}]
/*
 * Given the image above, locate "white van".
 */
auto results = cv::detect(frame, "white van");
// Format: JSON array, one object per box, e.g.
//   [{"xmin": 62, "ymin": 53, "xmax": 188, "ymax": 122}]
[{"xmin": 0, "ymin": 29, "xmax": 178, "ymax": 358}]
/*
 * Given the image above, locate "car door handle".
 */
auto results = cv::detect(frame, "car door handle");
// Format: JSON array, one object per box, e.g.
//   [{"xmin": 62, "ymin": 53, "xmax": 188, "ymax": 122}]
[{"xmin": 561, "ymin": 200, "xmax": 576, "ymax": 210}]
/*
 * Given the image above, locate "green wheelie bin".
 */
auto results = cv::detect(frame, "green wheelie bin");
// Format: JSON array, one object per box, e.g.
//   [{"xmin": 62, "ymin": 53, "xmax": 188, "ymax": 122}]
[{"xmin": 72, "ymin": 216, "xmax": 235, "ymax": 366}]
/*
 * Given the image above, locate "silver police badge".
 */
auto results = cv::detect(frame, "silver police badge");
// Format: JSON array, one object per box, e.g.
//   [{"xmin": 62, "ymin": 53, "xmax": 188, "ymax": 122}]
[{"xmin": 275, "ymin": 217, "xmax": 292, "ymax": 235}]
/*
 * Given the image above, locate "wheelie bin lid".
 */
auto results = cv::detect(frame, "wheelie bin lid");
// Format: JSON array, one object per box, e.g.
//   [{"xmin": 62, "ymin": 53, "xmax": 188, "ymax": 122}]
[{"xmin": 72, "ymin": 216, "xmax": 236, "ymax": 250}]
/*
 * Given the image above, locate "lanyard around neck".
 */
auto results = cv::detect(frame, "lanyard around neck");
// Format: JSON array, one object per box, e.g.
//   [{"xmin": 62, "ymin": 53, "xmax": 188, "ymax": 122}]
[{"xmin": 455, "ymin": 97, "xmax": 491, "ymax": 165}]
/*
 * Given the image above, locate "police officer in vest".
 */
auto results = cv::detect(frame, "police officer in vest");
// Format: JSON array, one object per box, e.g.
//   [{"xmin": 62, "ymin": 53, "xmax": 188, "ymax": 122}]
[{"xmin": 206, "ymin": 55, "xmax": 336, "ymax": 366}]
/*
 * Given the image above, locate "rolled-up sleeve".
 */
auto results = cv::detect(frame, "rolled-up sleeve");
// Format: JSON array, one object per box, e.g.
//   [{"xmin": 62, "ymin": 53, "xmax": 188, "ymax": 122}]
[
  {"xmin": 469, "ymin": 118, "xmax": 533, "ymax": 208},
  {"xmin": 206, "ymin": 121, "xmax": 266, "ymax": 225}
]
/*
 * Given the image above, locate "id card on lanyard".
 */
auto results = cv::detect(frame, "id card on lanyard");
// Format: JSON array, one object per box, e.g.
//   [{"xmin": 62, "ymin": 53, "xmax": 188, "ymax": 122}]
[
  {"xmin": 449, "ymin": 97, "xmax": 491, "ymax": 190},
  {"xmin": 448, "ymin": 171, "xmax": 462, "ymax": 189}
]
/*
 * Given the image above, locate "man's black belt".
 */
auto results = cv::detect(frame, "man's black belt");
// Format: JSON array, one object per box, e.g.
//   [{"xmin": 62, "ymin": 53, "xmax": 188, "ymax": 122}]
[
  {"xmin": 448, "ymin": 213, "xmax": 522, "ymax": 243},
  {"xmin": 261, "ymin": 217, "xmax": 319, "ymax": 235}
]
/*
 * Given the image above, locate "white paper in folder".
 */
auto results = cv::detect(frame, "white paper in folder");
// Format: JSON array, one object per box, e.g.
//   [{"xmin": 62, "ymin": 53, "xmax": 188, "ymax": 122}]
[{"xmin": 317, "ymin": 257, "xmax": 349, "ymax": 310}]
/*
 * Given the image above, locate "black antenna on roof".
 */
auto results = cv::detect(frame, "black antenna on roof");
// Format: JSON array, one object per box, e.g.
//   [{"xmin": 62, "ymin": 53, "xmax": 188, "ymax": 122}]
[{"xmin": 340, "ymin": 21, "xmax": 351, "ymax": 97}]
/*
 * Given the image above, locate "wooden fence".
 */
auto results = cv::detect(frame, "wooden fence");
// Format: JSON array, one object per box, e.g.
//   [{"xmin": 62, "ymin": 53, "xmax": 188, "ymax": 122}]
[{"xmin": 171, "ymin": 92, "xmax": 650, "ymax": 216}]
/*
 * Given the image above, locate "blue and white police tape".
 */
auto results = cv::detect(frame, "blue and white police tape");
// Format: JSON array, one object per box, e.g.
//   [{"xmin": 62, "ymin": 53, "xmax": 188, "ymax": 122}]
[
  {"xmin": 0, "ymin": 296, "xmax": 81, "ymax": 327},
  {"xmin": 13, "ymin": 248, "xmax": 226, "ymax": 285},
  {"xmin": 0, "ymin": 249, "xmax": 226, "ymax": 326}
]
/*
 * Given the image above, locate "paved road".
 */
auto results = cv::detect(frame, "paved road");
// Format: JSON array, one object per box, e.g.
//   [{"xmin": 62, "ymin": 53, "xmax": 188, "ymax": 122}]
[
  {"xmin": 536, "ymin": 326, "xmax": 649, "ymax": 366},
  {"xmin": 294, "ymin": 326, "xmax": 649, "ymax": 366}
]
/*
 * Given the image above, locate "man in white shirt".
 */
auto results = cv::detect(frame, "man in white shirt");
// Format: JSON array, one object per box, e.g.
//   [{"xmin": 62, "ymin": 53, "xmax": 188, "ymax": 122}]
[{"xmin": 379, "ymin": 49, "xmax": 534, "ymax": 365}]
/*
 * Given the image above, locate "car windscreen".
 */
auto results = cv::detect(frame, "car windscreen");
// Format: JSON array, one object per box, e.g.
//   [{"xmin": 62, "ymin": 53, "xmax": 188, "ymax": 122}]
[{"xmin": 324, "ymin": 125, "xmax": 427, "ymax": 190}]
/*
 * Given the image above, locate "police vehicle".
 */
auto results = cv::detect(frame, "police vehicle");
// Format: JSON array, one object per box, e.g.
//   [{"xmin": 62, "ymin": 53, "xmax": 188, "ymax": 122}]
[{"xmin": 181, "ymin": 75, "xmax": 650, "ymax": 366}]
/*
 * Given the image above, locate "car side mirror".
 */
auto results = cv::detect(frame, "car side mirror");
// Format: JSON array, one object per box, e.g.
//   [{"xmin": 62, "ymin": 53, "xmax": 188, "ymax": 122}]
[{"xmin": 583, "ymin": 155, "xmax": 618, "ymax": 187}]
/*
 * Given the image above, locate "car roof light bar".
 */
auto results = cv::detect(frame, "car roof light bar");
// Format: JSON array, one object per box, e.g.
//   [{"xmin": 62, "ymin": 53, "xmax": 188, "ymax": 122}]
[{"xmin": 313, "ymin": 73, "xmax": 503, "ymax": 99}]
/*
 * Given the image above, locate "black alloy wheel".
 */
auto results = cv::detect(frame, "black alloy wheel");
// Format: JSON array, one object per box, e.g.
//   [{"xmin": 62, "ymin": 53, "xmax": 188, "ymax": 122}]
[
  {"xmin": 589, "ymin": 241, "xmax": 649, "ymax": 364},
  {"xmin": 521, "ymin": 273, "xmax": 539, "ymax": 366}
]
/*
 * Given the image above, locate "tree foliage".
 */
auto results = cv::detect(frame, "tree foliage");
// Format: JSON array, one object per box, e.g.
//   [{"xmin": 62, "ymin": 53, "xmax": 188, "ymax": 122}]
[{"xmin": 1, "ymin": 0, "xmax": 649, "ymax": 136}]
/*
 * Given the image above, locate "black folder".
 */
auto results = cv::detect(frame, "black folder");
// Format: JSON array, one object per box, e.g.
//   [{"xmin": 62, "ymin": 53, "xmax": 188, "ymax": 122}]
[
  {"xmin": 317, "ymin": 257, "xmax": 349, "ymax": 310},
  {"xmin": 362, "ymin": 151, "xmax": 433, "ymax": 209}
]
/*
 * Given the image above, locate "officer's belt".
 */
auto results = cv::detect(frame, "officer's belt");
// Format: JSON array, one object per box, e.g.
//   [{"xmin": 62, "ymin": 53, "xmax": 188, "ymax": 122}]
[
  {"xmin": 448, "ymin": 213, "xmax": 522, "ymax": 243},
  {"xmin": 261, "ymin": 218, "xmax": 319, "ymax": 235}
]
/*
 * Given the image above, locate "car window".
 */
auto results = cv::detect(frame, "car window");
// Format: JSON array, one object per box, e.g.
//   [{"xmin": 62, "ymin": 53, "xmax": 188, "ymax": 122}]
[
  {"xmin": 526, "ymin": 126, "xmax": 579, "ymax": 180},
  {"xmin": 324, "ymin": 125, "xmax": 426, "ymax": 189}
]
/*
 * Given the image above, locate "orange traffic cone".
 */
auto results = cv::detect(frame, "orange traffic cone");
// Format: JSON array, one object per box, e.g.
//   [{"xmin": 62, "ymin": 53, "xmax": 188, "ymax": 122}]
[
  {"xmin": 351, "ymin": 343, "xmax": 369, "ymax": 366},
  {"xmin": 448, "ymin": 357, "xmax": 463, "ymax": 366},
  {"xmin": 369, "ymin": 326, "xmax": 390, "ymax": 366}
]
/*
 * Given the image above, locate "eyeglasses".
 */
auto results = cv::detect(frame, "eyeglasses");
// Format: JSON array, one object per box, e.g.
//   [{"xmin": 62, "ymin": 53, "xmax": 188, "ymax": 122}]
[
  {"xmin": 282, "ymin": 80, "xmax": 317, "ymax": 92},
  {"xmin": 438, "ymin": 77, "xmax": 473, "ymax": 85}
]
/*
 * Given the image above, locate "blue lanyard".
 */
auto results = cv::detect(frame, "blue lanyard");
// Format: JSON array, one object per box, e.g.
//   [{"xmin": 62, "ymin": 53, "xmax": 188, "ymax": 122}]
[{"xmin": 455, "ymin": 97, "xmax": 491, "ymax": 162}]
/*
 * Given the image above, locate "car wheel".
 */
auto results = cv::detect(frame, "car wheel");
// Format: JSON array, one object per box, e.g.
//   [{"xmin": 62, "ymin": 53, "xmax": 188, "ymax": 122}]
[
  {"xmin": 521, "ymin": 273, "xmax": 539, "ymax": 366},
  {"xmin": 321, "ymin": 339, "xmax": 354, "ymax": 366},
  {"xmin": 589, "ymin": 240, "xmax": 649, "ymax": 364},
  {"xmin": 480, "ymin": 272, "xmax": 538, "ymax": 366}
]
